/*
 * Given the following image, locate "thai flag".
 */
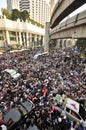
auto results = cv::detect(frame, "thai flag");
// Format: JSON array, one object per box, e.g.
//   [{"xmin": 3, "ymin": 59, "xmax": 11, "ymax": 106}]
[{"xmin": 42, "ymin": 86, "xmax": 47, "ymax": 97}]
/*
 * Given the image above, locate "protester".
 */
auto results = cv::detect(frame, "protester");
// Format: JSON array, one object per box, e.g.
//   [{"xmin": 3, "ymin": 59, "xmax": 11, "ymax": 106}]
[{"xmin": 0, "ymin": 47, "xmax": 86, "ymax": 130}]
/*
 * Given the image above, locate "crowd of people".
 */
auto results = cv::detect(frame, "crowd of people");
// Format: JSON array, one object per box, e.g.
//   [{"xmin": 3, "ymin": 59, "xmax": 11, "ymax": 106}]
[{"xmin": 0, "ymin": 46, "xmax": 86, "ymax": 130}]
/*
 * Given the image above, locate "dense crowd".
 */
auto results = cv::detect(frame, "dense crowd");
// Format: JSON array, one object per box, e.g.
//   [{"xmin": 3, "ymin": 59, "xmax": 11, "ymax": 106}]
[{"xmin": 0, "ymin": 47, "xmax": 86, "ymax": 130}]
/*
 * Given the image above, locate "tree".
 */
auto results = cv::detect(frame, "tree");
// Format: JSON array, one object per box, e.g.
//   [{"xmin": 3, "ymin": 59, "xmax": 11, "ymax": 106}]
[
  {"xmin": 20, "ymin": 10, "xmax": 29, "ymax": 22},
  {"xmin": 11, "ymin": 9, "xmax": 20, "ymax": 21},
  {"xmin": 75, "ymin": 38, "xmax": 86, "ymax": 49},
  {"xmin": 30, "ymin": 19, "xmax": 36, "ymax": 25},
  {"xmin": 75, "ymin": 38, "xmax": 86, "ymax": 57},
  {"xmin": 1, "ymin": 8, "xmax": 11, "ymax": 19}
]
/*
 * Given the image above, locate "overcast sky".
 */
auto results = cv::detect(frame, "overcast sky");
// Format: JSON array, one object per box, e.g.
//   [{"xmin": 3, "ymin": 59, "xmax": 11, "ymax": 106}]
[
  {"xmin": 0, "ymin": 0, "xmax": 7, "ymax": 8},
  {"xmin": 69, "ymin": 3, "xmax": 86, "ymax": 17}
]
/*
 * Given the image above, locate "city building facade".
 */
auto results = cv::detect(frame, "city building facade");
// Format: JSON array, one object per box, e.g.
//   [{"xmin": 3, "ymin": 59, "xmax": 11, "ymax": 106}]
[
  {"xmin": 19, "ymin": 0, "xmax": 30, "ymax": 12},
  {"xmin": 7, "ymin": 0, "xmax": 20, "ymax": 12},
  {"xmin": 6, "ymin": 0, "xmax": 50, "ymax": 51},
  {"xmin": 0, "ymin": 16, "xmax": 44, "ymax": 52},
  {"xmin": 7, "ymin": 0, "xmax": 50, "ymax": 25},
  {"xmin": 29, "ymin": 0, "xmax": 50, "ymax": 25}
]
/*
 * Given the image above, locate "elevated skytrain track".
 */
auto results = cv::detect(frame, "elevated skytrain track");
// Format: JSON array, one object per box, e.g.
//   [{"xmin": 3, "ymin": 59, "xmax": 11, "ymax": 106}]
[
  {"xmin": 50, "ymin": 10, "xmax": 86, "ymax": 39},
  {"xmin": 50, "ymin": 0, "xmax": 86, "ymax": 28}
]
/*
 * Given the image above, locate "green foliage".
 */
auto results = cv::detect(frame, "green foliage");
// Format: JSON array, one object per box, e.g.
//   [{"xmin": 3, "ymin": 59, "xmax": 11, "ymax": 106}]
[
  {"xmin": 11, "ymin": 44, "xmax": 22, "ymax": 50},
  {"xmin": 35, "ymin": 22, "xmax": 44, "ymax": 28},
  {"xmin": 20, "ymin": 10, "xmax": 29, "ymax": 22},
  {"xmin": 1, "ymin": 8, "xmax": 44, "ymax": 28},
  {"xmin": 11, "ymin": 9, "xmax": 20, "ymax": 20},
  {"xmin": 75, "ymin": 38, "xmax": 86, "ymax": 57},
  {"xmin": 41, "ymin": 25, "xmax": 44, "ymax": 28},
  {"xmin": 28, "ymin": 18, "xmax": 44, "ymax": 28},
  {"xmin": 75, "ymin": 38, "xmax": 86, "ymax": 49},
  {"xmin": 1, "ymin": 8, "xmax": 11, "ymax": 19},
  {"xmin": 27, "ymin": 17, "xmax": 30, "ymax": 22},
  {"xmin": 30, "ymin": 18, "xmax": 36, "ymax": 25}
]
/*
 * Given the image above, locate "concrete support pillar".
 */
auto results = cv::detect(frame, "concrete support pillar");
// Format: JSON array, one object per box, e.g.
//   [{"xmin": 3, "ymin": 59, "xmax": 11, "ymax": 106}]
[
  {"xmin": 26, "ymin": 33, "xmax": 29, "ymax": 48},
  {"xmin": 36, "ymin": 35, "xmax": 39, "ymax": 47},
  {"xmin": 35, "ymin": 35, "xmax": 37, "ymax": 42},
  {"xmin": 71, "ymin": 38, "xmax": 77, "ymax": 46},
  {"xmin": 6, "ymin": 30, "xmax": 10, "ymax": 45},
  {"xmin": 60, "ymin": 39, "xmax": 63, "ymax": 48},
  {"xmin": 62, "ymin": 39, "xmax": 65, "ymax": 49},
  {"xmin": 40, "ymin": 35, "xmax": 43, "ymax": 46},
  {"xmin": 44, "ymin": 22, "xmax": 50, "ymax": 52},
  {"xmin": 66, "ymin": 39, "xmax": 70, "ymax": 47},
  {"xmin": 56, "ymin": 39, "xmax": 60, "ymax": 49},
  {"xmin": 16, "ymin": 32, "xmax": 18, "ymax": 44},
  {"xmin": 2, "ymin": 31, "xmax": 6, "ymax": 47},
  {"xmin": 29, "ymin": 33, "xmax": 32, "ymax": 48},
  {"xmin": 36, "ymin": 35, "xmax": 38, "ymax": 42},
  {"xmin": 19, "ymin": 32, "xmax": 22, "ymax": 46},
  {"xmin": 68, "ymin": 39, "xmax": 71, "ymax": 47},
  {"xmin": 41, "ymin": 36, "xmax": 43, "ymax": 45},
  {"xmin": 61, "ymin": 39, "xmax": 64, "ymax": 49},
  {"xmin": 23, "ymin": 33, "xmax": 26, "ymax": 47},
  {"xmin": 35, "ymin": 35, "xmax": 37, "ymax": 47},
  {"xmin": 43, "ymin": 36, "xmax": 45, "ymax": 47},
  {"xmin": 32, "ymin": 34, "xmax": 34, "ymax": 49},
  {"xmin": 65, "ymin": 40, "xmax": 67, "ymax": 47},
  {"xmin": 64, "ymin": 39, "xmax": 66, "ymax": 48},
  {"xmin": 38, "ymin": 35, "xmax": 41, "ymax": 46},
  {"xmin": 37, "ymin": 35, "xmax": 39, "ymax": 46},
  {"xmin": 32, "ymin": 42, "xmax": 35, "ymax": 49}
]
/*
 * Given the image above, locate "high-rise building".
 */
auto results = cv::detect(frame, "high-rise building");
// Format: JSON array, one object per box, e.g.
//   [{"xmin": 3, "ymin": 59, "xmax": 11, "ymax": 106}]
[
  {"xmin": 29, "ymin": 0, "xmax": 50, "ymax": 25},
  {"xmin": 19, "ymin": 0, "xmax": 30, "ymax": 12},
  {"xmin": 19, "ymin": 0, "xmax": 50, "ymax": 25},
  {"xmin": 7, "ymin": 0, "xmax": 50, "ymax": 25},
  {"xmin": 7, "ymin": 0, "xmax": 20, "ymax": 12}
]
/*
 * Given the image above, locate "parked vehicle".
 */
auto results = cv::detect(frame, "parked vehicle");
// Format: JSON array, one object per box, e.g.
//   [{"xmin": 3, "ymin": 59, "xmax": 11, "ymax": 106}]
[
  {"xmin": 64, "ymin": 98, "xmax": 86, "ymax": 128},
  {"xmin": 3, "ymin": 100, "xmax": 34, "ymax": 130},
  {"xmin": 53, "ymin": 97, "xmax": 86, "ymax": 128},
  {"xmin": 33, "ymin": 52, "xmax": 48, "ymax": 59}
]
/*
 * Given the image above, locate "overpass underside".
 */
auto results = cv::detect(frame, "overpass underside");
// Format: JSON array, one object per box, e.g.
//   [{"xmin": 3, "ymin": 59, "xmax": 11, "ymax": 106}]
[
  {"xmin": 45, "ymin": 0, "xmax": 86, "ymax": 51},
  {"xmin": 50, "ymin": 10, "xmax": 86, "ymax": 40},
  {"xmin": 50, "ymin": 24, "xmax": 86, "ymax": 40},
  {"xmin": 50, "ymin": 0, "xmax": 86, "ymax": 28}
]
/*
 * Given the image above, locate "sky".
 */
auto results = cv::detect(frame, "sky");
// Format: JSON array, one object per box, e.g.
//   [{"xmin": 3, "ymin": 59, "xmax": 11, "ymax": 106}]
[
  {"xmin": 69, "ymin": 4, "xmax": 86, "ymax": 17},
  {"xmin": 0, "ymin": 0, "xmax": 7, "ymax": 8},
  {"xmin": 0, "ymin": 0, "xmax": 86, "ymax": 17}
]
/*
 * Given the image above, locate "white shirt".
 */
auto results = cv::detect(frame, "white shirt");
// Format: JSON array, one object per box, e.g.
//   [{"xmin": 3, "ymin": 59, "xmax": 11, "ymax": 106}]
[{"xmin": 1, "ymin": 124, "xmax": 7, "ymax": 130}]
